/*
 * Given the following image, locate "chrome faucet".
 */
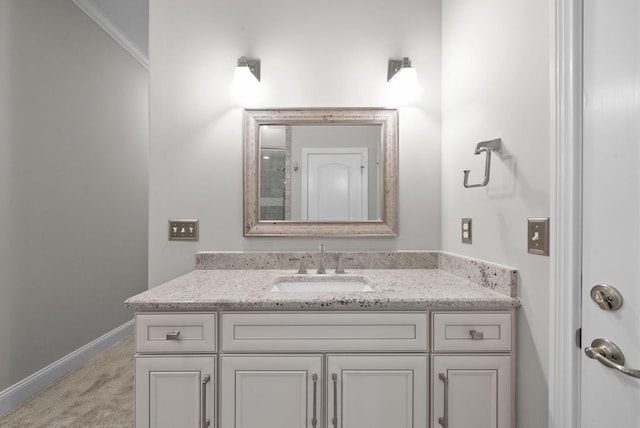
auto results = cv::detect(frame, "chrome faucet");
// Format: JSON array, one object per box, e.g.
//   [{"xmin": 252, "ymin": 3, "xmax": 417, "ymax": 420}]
[
  {"xmin": 289, "ymin": 257, "xmax": 307, "ymax": 274},
  {"xmin": 335, "ymin": 254, "xmax": 354, "ymax": 274},
  {"xmin": 317, "ymin": 244, "xmax": 326, "ymax": 274}
]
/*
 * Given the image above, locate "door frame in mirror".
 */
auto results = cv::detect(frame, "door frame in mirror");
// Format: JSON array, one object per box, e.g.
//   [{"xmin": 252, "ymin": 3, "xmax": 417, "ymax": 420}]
[{"xmin": 243, "ymin": 108, "xmax": 399, "ymax": 237}]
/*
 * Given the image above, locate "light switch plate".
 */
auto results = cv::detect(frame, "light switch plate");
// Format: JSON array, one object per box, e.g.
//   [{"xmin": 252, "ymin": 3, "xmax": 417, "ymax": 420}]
[
  {"xmin": 528, "ymin": 217, "xmax": 549, "ymax": 256},
  {"xmin": 169, "ymin": 219, "xmax": 199, "ymax": 241},
  {"xmin": 461, "ymin": 218, "xmax": 472, "ymax": 244}
]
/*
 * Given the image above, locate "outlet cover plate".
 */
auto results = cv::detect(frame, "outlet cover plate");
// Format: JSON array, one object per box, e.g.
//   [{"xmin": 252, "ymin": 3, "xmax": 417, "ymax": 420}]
[
  {"xmin": 528, "ymin": 217, "xmax": 549, "ymax": 256},
  {"xmin": 461, "ymin": 218, "xmax": 472, "ymax": 244},
  {"xmin": 169, "ymin": 219, "xmax": 199, "ymax": 241}
]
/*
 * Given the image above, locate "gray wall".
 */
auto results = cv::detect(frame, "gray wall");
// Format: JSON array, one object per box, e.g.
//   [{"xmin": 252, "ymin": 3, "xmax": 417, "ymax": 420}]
[
  {"xmin": 441, "ymin": 1, "xmax": 550, "ymax": 427},
  {"xmin": 149, "ymin": 0, "xmax": 443, "ymax": 286},
  {"xmin": 0, "ymin": 0, "xmax": 148, "ymax": 390}
]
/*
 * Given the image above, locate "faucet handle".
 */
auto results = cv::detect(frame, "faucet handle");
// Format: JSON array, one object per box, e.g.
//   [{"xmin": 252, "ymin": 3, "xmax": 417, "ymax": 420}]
[
  {"xmin": 335, "ymin": 255, "xmax": 354, "ymax": 274},
  {"xmin": 317, "ymin": 244, "xmax": 326, "ymax": 274},
  {"xmin": 289, "ymin": 257, "xmax": 307, "ymax": 274}
]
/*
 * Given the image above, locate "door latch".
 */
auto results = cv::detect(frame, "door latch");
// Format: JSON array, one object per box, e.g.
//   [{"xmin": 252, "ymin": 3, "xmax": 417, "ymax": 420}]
[
  {"xmin": 590, "ymin": 284, "xmax": 623, "ymax": 311},
  {"xmin": 585, "ymin": 338, "xmax": 640, "ymax": 379}
]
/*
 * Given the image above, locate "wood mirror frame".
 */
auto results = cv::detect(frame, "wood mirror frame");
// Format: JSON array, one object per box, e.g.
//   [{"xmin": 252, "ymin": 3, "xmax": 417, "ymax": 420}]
[{"xmin": 243, "ymin": 108, "xmax": 399, "ymax": 237}]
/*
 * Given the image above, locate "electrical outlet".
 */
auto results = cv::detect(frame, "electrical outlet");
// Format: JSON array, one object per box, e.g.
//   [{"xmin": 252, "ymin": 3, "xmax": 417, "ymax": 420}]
[
  {"xmin": 169, "ymin": 219, "xmax": 199, "ymax": 241},
  {"xmin": 461, "ymin": 218, "xmax": 472, "ymax": 244},
  {"xmin": 528, "ymin": 217, "xmax": 549, "ymax": 256}
]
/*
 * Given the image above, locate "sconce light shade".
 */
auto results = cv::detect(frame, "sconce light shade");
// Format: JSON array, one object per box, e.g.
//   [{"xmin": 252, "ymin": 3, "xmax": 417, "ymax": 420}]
[
  {"xmin": 236, "ymin": 56, "xmax": 260, "ymax": 82},
  {"xmin": 386, "ymin": 56, "xmax": 422, "ymax": 104},
  {"xmin": 231, "ymin": 56, "xmax": 263, "ymax": 105}
]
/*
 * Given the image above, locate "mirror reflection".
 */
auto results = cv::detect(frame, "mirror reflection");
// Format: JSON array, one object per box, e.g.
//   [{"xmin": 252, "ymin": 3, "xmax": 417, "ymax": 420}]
[
  {"xmin": 259, "ymin": 125, "xmax": 383, "ymax": 222},
  {"xmin": 243, "ymin": 108, "xmax": 398, "ymax": 237}
]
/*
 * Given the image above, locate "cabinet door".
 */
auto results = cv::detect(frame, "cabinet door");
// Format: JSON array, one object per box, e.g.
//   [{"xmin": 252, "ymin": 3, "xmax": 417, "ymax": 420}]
[
  {"xmin": 432, "ymin": 355, "xmax": 512, "ymax": 428},
  {"xmin": 220, "ymin": 355, "xmax": 323, "ymax": 428},
  {"xmin": 327, "ymin": 354, "xmax": 428, "ymax": 428},
  {"xmin": 135, "ymin": 356, "xmax": 215, "ymax": 428}
]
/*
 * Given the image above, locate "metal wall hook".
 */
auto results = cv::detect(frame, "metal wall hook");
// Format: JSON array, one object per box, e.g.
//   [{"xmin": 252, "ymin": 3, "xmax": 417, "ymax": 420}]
[{"xmin": 463, "ymin": 138, "xmax": 502, "ymax": 188}]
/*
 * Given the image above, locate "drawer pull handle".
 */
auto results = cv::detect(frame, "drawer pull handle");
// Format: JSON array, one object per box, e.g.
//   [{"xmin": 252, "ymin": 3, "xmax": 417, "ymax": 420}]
[
  {"xmin": 166, "ymin": 330, "xmax": 181, "ymax": 341},
  {"xmin": 312, "ymin": 374, "xmax": 318, "ymax": 428},
  {"xmin": 201, "ymin": 374, "xmax": 211, "ymax": 427},
  {"xmin": 332, "ymin": 373, "xmax": 338, "ymax": 428},
  {"xmin": 469, "ymin": 329, "xmax": 484, "ymax": 340},
  {"xmin": 438, "ymin": 373, "xmax": 449, "ymax": 428}
]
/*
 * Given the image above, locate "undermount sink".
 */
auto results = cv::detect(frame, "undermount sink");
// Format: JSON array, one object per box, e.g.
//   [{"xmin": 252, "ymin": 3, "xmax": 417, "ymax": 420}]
[{"xmin": 270, "ymin": 276, "xmax": 373, "ymax": 293}]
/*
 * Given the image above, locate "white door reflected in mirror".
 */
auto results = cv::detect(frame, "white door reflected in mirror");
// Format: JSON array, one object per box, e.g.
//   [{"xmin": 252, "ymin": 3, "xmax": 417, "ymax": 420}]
[{"xmin": 302, "ymin": 148, "xmax": 368, "ymax": 221}]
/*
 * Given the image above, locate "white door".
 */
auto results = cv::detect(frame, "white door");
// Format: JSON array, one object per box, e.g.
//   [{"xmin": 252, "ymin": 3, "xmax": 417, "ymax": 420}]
[
  {"xmin": 302, "ymin": 148, "xmax": 368, "ymax": 221},
  {"xmin": 581, "ymin": 0, "xmax": 640, "ymax": 425},
  {"xmin": 219, "ymin": 355, "xmax": 323, "ymax": 428},
  {"xmin": 431, "ymin": 355, "xmax": 511, "ymax": 428},
  {"xmin": 326, "ymin": 354, "xmax": 428, "ymax": 428}
]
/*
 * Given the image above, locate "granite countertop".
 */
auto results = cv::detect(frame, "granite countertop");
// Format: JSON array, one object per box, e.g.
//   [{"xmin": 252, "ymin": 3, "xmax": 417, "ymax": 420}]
[{"xmin": 125, "ymin": 268, "xmax": 520, "ymax": 312}]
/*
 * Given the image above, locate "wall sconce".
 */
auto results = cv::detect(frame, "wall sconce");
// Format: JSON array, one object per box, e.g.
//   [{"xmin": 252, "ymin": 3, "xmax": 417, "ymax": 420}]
[
  {"xmin": 231, "ymin": 56, "xmax": 263, "ymax": 105},
  {"xmin": 386, "ymin": 57, "xmax": 422, "ymax": 104},
  {"xmin": 387, "ymin": 57, "xmax": 414, "ymax": 82},
  {"xmin": 235, "ymin": 56, "xmax": 261, "ymax": 82},
  {"xmin": 387, "ymin": 57, "xmax": 422, "ymax": 105}
]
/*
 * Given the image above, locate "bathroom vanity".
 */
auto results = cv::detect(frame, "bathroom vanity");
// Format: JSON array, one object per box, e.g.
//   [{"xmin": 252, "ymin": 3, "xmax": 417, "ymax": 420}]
[{"xmin": 125, "ymin": 252, "xmax": 519, "ymax": 428}]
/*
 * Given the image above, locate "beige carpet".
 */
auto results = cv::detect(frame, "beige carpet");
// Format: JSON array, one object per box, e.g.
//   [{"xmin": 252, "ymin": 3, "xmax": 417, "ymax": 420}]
[{"xmin": 0, "ymin": 335, "xmax": 134, "ymax": 427}]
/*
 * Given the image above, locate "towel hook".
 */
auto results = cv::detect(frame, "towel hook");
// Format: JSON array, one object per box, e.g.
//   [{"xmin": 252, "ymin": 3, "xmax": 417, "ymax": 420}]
[{"xmin": 463, "ymin": 138, "xmax": 502, "ymax": 188}]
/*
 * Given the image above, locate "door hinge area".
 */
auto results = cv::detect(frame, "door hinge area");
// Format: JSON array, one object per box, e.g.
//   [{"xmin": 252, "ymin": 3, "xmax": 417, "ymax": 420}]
[{"xmin": 575, "ymin": 327, "xmax": 582, "ymax": 349}]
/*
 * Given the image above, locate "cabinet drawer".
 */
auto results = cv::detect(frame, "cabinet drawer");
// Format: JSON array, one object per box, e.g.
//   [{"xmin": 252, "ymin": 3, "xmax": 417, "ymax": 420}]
[
  {"xmin": 432, "ymin": 312, "xmax": 512, "ymax": 352},
  {"xmin": 136, "ymin": 313, "xmax": 216, "ymax": 353},
  {"xmin": 221, "ymin": 312, "xmax": 428, "ymax": 352}
]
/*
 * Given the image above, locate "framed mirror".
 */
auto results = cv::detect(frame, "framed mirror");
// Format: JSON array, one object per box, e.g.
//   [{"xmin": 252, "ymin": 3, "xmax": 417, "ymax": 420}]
[{"xmin": 243, "ymin": 108, "xmax": 398, "ymax": 237}]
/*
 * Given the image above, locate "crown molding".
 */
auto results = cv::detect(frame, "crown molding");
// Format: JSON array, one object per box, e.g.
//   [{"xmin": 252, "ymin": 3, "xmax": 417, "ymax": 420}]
[{"xmin": 72, "ymin": 0, "xmax": 148, "ymax": 69}]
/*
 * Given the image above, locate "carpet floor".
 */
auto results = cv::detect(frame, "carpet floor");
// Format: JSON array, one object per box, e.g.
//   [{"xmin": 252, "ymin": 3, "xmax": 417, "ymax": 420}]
[{"xmin": 0, "ymin": 334, "xmax": 134, "ymax": 427}]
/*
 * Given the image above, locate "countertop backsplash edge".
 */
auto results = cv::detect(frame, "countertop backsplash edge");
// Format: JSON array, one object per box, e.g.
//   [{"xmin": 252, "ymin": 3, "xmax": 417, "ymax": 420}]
[{"xmin": 195, "ymin": 250, "xmax": 517, "ymax": 298}]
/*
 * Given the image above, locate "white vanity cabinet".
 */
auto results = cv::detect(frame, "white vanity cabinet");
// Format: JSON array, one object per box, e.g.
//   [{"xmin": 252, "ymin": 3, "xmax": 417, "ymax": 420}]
[
  {"xmin": 220, "ymin": 312, "xmax": 429, "ymax": 428},
  {"xmin": 430, "ymin": 312, "xmax": 514, "ymax": 428},
  {"xmin": 219, "ymin": 353, "xmax": 428, "ymax": 428},
  {"xmin": 133, "ymin": 310, "xmax": 515, "ymax": 428},
  {"xmin": 134, "ymin": 313, "xmax": 217, "ymax": 428},
  {"xmin": 326, "ymin": 354, "xmax": 428, "ymax": 428},
  {"xmin": 136, "ymin": 356, "xmax": 215, "ymax": 428},
  {"xmin": 219, "ymin": 355, "xmax": 323, "ymax": 428}
]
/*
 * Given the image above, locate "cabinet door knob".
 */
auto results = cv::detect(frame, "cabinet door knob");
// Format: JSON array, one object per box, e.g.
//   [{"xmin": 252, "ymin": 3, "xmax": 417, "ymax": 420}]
[
  {"xmin": 469, "ymin": 329, "xmax": 484, "ymax": 340},
  {"xmin": 166, "ymin": 330, "xmax": 181, "ymax": 340}
]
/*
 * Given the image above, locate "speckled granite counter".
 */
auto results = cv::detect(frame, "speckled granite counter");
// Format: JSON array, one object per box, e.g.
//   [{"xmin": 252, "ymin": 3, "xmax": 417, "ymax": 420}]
[{"xmin": 125, "ymin": 261, "xmax": 520, "ymax": 312}]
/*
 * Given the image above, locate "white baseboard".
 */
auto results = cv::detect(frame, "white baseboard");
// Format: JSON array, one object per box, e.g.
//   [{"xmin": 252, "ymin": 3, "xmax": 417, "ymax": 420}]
[{"xmin": 0, "ymin": 319, "xmax": 134, "ymax": 416}]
